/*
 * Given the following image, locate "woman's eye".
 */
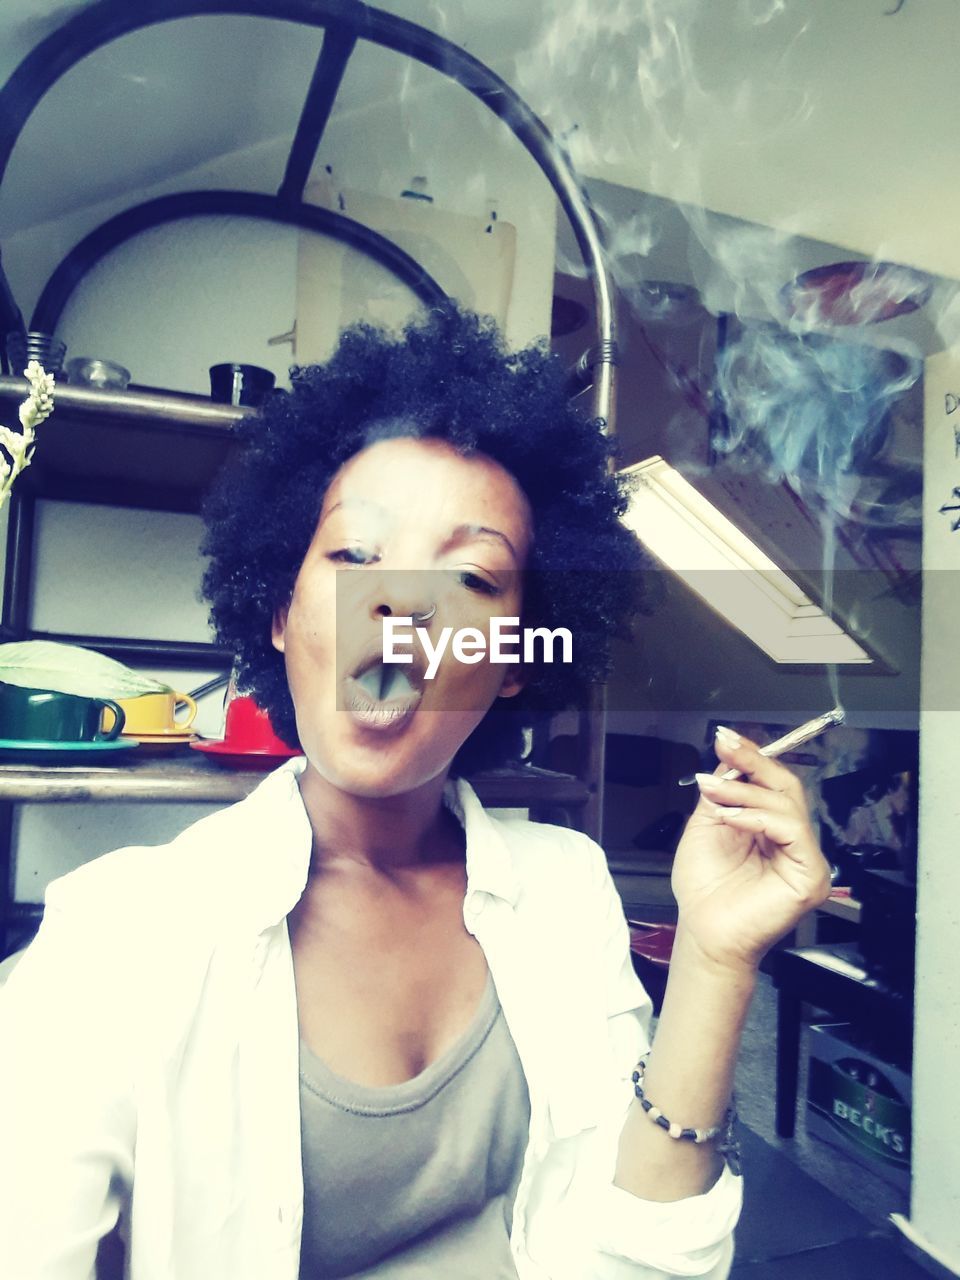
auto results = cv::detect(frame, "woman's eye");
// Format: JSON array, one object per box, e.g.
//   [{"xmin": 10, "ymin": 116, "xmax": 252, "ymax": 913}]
[
  {"xmin": 328, "ymin": 547, "xmax": 376, "ymax": 565},
  {"xmin": 458, "ymin": 570, "xmax": 500, "ymax": 596}
]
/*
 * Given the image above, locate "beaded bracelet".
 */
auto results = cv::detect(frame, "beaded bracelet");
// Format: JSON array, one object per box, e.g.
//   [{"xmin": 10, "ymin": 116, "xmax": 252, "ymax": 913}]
[{"xmin": 631, "ymin": 1059, "xmax": 742, "ymax": 1174}]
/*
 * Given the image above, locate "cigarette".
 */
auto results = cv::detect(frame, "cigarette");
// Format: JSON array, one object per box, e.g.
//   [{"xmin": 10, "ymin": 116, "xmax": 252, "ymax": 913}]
[{"xmin": 679, "ymin": 706, "xmax": 845, "ymax": 785}]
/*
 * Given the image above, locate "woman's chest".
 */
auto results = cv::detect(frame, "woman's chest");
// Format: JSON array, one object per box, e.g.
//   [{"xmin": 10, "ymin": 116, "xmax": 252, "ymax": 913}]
[{"xmin": 289, "ymin": 868, "xmax": 490, "ymax": 1086}]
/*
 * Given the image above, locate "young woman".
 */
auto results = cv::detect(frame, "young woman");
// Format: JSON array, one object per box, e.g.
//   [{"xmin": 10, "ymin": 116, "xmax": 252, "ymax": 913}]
[{"xmin": 0, "ymin": 307, "xmax": 830, "ymax": 1279}]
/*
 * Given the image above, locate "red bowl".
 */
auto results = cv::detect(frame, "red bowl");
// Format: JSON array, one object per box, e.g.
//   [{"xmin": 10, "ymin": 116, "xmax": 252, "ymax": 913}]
[{"xmin": 220, "ymin": 696, "xmax": 299, "ymax": 756}]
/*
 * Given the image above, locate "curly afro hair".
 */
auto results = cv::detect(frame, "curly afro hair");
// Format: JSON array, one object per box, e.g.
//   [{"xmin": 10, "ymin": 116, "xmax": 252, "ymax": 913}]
[{"xmin": 201, "ymin": 305, "xmax": 647, "ymax": 774}]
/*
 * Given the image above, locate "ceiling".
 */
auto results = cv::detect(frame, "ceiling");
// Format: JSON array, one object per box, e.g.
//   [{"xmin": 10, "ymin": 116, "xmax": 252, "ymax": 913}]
[
  {"xmin": 3, "ymin": 1, "xmax": 957, "ymax": 355},
  {"xmin": 2, "ymin": 1, "xmax": 957, "ymax": 305}
]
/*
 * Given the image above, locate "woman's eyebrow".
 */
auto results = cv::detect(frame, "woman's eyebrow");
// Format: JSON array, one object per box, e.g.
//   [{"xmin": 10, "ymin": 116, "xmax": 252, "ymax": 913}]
[
  {"xmin": 318, "ymin": 498, "xmax": 384, "ymax": 527},
  {"xmin": 447, "ymin": 523, "xmax": 520, "ymax": 561}
]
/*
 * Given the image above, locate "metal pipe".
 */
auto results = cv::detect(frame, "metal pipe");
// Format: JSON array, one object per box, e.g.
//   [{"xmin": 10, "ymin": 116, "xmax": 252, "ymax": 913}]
[
  {"xmin": 566, "ymin": 340, "xmax": 620, "ymax": 397},
  {"xmin": 278, "ymin": 24, "xmax": 358, "ymax": 204},
  {"xmin": 30, "ymin": 190, "xmax": 448, "ymax": 334},
  {"xmin": 187, "ymin": 672, "xmax": 230, "ymax": 701},
  {"xmin": 0, "ymin": 250, "xmax": 25, "ymax": 366},
  {"xmin": 0, "ymin": 803, "xmax": 15, "ymax": 958},
  {"xmin": 0, "ymin": 490, "xmax": 35, "ymax": 637},
  {"xmin": 0, "ymin": 375, "xmax": 246, "ymax": 433},
  {"xmin": 2, "ymin": 903, "xmax": 55, "ymax": 964},
  {"xmin": 0, "ymin": 767, "xmax": 258, "ymax": 806}
]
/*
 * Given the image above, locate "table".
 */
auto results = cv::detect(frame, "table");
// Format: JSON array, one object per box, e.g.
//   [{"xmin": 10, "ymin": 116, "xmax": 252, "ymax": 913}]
[{"xmin": 793, "ymin": 890, "xmax": 862, "ymax": 948}]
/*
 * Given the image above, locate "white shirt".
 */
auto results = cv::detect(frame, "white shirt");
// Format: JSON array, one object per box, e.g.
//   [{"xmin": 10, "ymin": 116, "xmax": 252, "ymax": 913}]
[{"xmin": 0, "ymin": 759, "xmax": 742, "ymax": 1280}]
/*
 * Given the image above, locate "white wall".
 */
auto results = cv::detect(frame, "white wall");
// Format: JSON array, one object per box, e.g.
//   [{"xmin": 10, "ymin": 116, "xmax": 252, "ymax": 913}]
[
  {"xmin": 31, "ymin": 503, "xmax": 211, "ymax": 643},
  {"xmin": 902, "ymin": 347, "xmax": 960, "ymax": 1272},
  {"xmin": 523, "ymin": 0, "xmax": 960, "ymax": 285}
]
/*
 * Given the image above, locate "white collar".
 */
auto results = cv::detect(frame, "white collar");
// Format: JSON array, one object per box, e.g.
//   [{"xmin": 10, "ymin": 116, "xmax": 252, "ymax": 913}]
[{"xmin": 243, "ymin": 758, "xmax": 520, "ymax": 934}]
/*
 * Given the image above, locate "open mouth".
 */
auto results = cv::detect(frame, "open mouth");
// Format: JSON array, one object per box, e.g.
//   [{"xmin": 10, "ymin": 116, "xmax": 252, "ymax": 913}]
[{"xmin": 344, "ymin": 653, "xmax": 424, "ymax": 731}]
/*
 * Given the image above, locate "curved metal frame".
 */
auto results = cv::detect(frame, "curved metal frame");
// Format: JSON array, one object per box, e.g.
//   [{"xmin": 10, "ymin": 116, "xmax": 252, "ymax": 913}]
[
  {"xmin": 0, "ymin": 1, "xmax": 622, "ymax": 899},
  {"xmin": 0, "ymin": 0, "xmax": 617, "ymax": 429},
  {"xmin": 31, "ymin": 190, "xmax": 448, "ymax": 333}
]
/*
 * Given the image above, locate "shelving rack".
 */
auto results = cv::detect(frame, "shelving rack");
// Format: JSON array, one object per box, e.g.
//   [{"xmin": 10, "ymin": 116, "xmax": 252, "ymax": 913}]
[
  {"xmin": 0, "ymin": 0, "xmax": 620, "ymax": 957},
  {"xmin": 0, "ymin": 753, "xmax": 590, "ymax": 941}
]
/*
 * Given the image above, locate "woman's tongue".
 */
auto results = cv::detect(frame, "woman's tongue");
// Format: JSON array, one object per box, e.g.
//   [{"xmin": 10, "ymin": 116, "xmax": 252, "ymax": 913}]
[{"xmin": 356, "ymin": 662, "xmax": 417, "ymax": 703}]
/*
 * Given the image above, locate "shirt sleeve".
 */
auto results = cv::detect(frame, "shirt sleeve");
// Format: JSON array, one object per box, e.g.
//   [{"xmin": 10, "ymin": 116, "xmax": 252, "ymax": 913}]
[
  {"xmin": 579, "ymin": 835, "xmax": 743, "ymax": 1279},
  {"xmin": 0, "ymin": 894, "xmax": 136, "ymax": 1280}
]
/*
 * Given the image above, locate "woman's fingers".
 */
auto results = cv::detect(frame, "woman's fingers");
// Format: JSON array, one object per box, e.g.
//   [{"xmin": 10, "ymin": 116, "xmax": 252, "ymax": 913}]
[
  {"xmin": 712, "ymin": 728, "xmax": 806, "ymax": 804},
  {"xmin": 694, "ymin": 772, "xmax": 795, "ymax": 815},
  {"xmin": 713, "ymin": 807, "xmax": 831, "ymax": 907},
  {"xmin": 701, "ymin": 767, "xmax": 829, "ymax": 864},
  {"xmin": 707, "ymin": 803, "xmax": 807, "ymax": 850},
  {"xmin": 698, "ymin": 781, "xmax": 807, "ymax": 852}
]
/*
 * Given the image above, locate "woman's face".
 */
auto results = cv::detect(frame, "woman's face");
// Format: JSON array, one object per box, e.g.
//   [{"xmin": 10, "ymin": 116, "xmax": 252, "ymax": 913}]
[{"xmin": 272, "ymin": 436, "xmax": 533, "ymax": 797}]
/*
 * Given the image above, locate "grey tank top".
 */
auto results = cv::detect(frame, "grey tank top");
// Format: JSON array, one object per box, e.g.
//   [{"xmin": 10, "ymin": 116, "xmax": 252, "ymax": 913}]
[{"xmin": 298, "ymin": 972, "xmax": 530, "ymax": 1279}]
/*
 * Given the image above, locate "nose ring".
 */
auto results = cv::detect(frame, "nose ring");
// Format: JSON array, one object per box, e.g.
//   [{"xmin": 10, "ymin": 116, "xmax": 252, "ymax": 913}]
[{"xmin": 411, "ymin": 603, "xmax": 437, "ymax": 624}]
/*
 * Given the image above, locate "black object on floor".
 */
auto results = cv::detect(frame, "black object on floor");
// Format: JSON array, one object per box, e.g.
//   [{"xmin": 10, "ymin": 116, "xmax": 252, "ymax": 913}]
[
  {"xmin": 733, "ymin": 1124, "xmax": 928, "ymax": 1278},
  {"xmin": 770, "ymin": 943, "xmax": 913, "ymax": 1138}
]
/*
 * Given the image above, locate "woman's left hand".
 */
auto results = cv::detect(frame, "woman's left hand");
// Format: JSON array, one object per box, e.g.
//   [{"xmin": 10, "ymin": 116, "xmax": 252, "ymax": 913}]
[{"xmin": 670, "ymin": 727, "xmax": 832, "ymax": 973}]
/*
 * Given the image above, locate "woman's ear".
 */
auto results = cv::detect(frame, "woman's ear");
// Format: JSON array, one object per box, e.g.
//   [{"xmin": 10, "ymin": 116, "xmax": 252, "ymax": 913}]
[
  {"xmin": 497, "ymin": 665, "xmax": 525, "ymax": 699},
  {"xmin": 271, "ymin": 605, "xmax": 289, "ymax": 653}
]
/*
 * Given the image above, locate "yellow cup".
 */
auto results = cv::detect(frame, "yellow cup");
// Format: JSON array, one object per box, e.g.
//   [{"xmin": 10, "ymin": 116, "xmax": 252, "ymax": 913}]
[{"xmin": 116, "ymin": 691, "xmax": 198, "ymax": 736}]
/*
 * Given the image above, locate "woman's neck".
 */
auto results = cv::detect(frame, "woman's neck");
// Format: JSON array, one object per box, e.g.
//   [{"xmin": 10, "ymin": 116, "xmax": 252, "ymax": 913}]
[{"xmin": 297, "ymin": 763, "xmax": 462, "ymax": 877}]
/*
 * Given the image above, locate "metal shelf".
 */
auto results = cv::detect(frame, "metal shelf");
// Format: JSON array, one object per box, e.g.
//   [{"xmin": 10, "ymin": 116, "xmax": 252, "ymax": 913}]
[
  {"xmin": 0, "ymin": 377, "xmax": 248, "ymax": 430},
  {"xmin": 0, "ymin": 378, "xmax": 250, "ymax": 512},
  {"xmin": 469, "ymin": 765, "xmax": 591, "ymax": 810},
  {"xmin": 0, "ymin": 761, "xmax": 590, "ymax": 948},
  {"xmin": 0, "ymin": 753, "xmax": 261, "ymax": 803},
  {"xmin": 0, "ymin": 756, "xmax": 590, "ymax": 808}
]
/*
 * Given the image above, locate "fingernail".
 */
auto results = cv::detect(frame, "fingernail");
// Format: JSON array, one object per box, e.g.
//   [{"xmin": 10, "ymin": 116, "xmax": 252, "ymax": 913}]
[
  {"xmin": 715, "ymin": 725, "xmax": 742, "ymax": 748},
  {"xmin": 718, "ymin": 806, "xmax": 743, "ymax": 816},
  {"xmin": 695, "ymin": 772, "xmax": 723, "ymax": 790}
]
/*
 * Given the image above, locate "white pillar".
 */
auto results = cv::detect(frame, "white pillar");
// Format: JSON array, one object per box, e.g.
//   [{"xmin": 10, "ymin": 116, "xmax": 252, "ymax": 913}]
[{"xmin": 902, "ymin": 347, "xmax": 960, "ymax": 1272}]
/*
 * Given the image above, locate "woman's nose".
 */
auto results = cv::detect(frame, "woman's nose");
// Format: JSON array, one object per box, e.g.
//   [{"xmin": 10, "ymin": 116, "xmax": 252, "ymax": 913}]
[{"xmin": 369, "ymin": 573, "xmax": 437, "ymax": 625}]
